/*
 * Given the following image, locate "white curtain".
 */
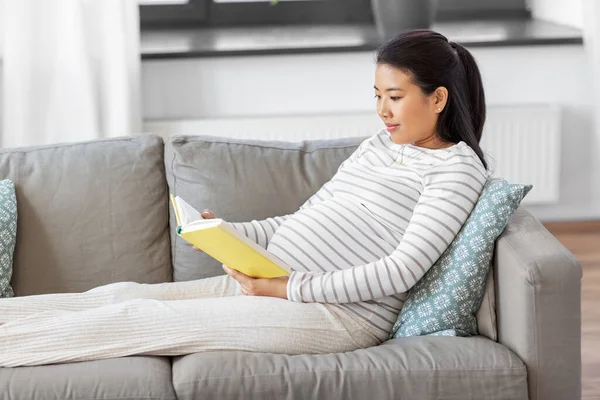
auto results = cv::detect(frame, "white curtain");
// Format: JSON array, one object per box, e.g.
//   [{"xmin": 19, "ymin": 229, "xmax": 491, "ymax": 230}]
[{"xmin": 0, "ymin": 0, "xmax": 141, "ymax": 148}]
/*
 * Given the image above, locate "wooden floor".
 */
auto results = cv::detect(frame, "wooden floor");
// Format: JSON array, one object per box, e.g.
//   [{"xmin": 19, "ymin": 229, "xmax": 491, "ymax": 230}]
[{"xmin": 543, "ymin": 220, "xmax": 600, "ymax": 400}]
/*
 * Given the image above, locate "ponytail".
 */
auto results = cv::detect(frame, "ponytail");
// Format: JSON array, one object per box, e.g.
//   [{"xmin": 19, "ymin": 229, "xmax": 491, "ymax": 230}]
[
  {"xmin": 447, "ymin": 41, "xmax": 488, "ymax": 171},
  {"xmin": 451, "ymin": 42, "xmax": 486, "ymax": 144}
]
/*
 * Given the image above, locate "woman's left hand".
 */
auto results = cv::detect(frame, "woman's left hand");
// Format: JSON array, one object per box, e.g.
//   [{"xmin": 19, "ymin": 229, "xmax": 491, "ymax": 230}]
[{"xmin": 222, "ymin": 265, "xmax": 289, "ymax": 299}]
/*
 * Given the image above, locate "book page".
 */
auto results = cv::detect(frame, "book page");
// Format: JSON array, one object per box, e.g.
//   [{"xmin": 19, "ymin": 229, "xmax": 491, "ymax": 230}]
[
  {"xmin": 175, "ymin": 196, "xmax": 204, "ymax": 227},
  {"xmin": 186, "ymin": 218, "xmax": 223, "ymax": 230}
]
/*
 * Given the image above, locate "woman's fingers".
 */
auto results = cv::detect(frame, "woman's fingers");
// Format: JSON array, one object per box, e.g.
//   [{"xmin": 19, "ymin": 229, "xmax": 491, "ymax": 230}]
[
  {"xmin": 201, "ymin": 209, "xmax": 215, "ymax": 219},
  {"xmin": 186, "ymin": 242, "xmax": 203, "ymax": 252},
  {"xmin": 222, "ymin": 265, "xmax": 254, "ymax": 287},
  {"xmin": 186, "ymin": 209, "xmax": 216, "ymax": 252}
]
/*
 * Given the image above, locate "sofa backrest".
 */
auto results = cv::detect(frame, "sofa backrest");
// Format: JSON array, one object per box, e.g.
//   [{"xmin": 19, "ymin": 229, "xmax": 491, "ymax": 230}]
[
  {"xmin": 164, "ymin": 134, "xmax": 364, "ymax": 282},
  {"xmin": 0, "ymin": 134, "xmax": 172, "ymax": 295}
]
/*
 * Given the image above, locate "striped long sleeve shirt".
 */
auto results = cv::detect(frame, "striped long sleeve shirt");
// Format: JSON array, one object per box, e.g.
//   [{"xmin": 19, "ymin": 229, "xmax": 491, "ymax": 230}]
[{"xmin": 230, "ymin": 128, "xmax": 489, "ymax": 336}]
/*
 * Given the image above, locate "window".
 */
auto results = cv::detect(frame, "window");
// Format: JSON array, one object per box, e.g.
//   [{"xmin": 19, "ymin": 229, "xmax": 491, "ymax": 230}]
[
  {"xmin": 139, "ymin": 0, "xmax": 189, "ymax": 4},
  {"xmin": 139, "ymin": 0, "xmax": 529, "ymax": 28},
  {"xmin": 140, "ymin": 0, "xmax": 373, "ymax": 27},
  {"xmin": 436, "ymin": 0, "xmax": 529, "ymax": 21},
  {"xmin": 208, "ymin": 0, "xmax": 372, "ymax": 27},
  {"xmin": 140, "ymin": 0, "xmax": 208, "ymax": 27}
]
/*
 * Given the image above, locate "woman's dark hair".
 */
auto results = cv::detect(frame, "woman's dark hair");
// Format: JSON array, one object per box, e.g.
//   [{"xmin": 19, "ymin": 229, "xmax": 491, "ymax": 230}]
[{"xmin": 375, "ymin": 29, "xmax": 488, "ymax": 171}]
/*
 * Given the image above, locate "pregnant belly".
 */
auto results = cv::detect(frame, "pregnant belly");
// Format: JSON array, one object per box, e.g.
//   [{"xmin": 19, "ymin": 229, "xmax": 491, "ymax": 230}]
[{"xmin": 267, "ymin": 196, "xmax": 400, "ymax": 273}]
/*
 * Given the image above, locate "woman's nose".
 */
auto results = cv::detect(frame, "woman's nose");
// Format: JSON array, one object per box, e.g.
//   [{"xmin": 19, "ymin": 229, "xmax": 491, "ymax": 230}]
[{"xmin": 378, "ymin": 104, "xmax": 390, "ymax": 119}]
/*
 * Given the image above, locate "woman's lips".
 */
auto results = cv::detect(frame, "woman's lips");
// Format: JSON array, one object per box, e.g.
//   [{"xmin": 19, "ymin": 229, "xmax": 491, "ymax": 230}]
[{"xmin": 386, "ymin": 125, "xmax": 399, "ymax": 132}]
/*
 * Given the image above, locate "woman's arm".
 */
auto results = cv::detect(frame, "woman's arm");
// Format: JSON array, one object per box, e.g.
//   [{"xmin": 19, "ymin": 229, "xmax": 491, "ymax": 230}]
[{"xmin": 286, "ymin": 158, "xmax": 488, "ymax": 303}]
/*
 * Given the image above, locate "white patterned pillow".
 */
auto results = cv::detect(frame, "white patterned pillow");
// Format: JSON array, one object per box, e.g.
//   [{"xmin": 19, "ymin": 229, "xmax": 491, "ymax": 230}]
[
  {"xmin": 0, "ymin": 179, "xmax": 17, "ymax": 298},
  {"xmin": 389, "ymin": 178, "xmax": 532, "ymax": 338}
]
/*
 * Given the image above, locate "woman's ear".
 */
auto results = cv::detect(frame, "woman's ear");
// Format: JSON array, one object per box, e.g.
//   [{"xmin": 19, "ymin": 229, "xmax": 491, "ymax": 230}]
[{"xmin": 432, "ymin": 86, "xmax": 449, "ymax": 113}]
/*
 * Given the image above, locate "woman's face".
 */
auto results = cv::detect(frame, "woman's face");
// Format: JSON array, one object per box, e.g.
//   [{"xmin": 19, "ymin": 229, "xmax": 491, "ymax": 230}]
[{"xmin": 374, "ymin": 63, "xmax": 446, "ymax": 147}]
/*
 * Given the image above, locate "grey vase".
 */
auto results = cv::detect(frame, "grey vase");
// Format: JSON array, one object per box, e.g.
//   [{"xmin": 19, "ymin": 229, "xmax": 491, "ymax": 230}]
[{"xmin": 371, "ymin": 0, "xmax": 438, "ymax": 40}]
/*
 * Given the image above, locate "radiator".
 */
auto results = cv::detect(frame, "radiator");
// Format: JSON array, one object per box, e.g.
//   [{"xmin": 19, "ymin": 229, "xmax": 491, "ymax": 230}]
[
  {"xmin": 145, "ymin": 104, "xmax": 561, "ymax": 205},
  {"xmin": 480, "ymin": 105, "xmax": 561, "ymax": 205}
]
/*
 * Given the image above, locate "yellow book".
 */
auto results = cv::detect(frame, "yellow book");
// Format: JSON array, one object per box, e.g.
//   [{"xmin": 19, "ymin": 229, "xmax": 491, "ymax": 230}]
[{"xmin": 170, "ymin": 194, "xmax": 291, "ymax": 279}]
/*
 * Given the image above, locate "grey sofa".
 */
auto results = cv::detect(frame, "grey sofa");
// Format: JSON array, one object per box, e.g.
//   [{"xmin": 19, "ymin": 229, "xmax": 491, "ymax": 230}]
[{"xmin": 0, "ymin": 134, "xmax": 581, "ymax": 400}]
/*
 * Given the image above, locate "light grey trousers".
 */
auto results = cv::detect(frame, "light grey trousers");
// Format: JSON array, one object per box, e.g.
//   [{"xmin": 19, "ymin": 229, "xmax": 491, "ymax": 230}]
[{"xmin": 0, "ymin": 275, "xmax": 383, "ymax": 368}]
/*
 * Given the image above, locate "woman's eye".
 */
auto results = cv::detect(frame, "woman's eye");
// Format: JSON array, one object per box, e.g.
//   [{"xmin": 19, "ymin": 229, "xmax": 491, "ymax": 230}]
[{"xmin": 373, "ymin": 95, "xmax": 402, "ymax": 101}]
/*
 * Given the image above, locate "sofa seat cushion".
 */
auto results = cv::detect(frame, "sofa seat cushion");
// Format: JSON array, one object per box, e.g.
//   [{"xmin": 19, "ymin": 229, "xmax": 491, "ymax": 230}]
[
  {"xmin": 171, "ymin": 336, "xmax": 527, "ymax": 400},
  {"xmin": 0, "ymin": 356, "xmax": 176, "ymax": 400}
]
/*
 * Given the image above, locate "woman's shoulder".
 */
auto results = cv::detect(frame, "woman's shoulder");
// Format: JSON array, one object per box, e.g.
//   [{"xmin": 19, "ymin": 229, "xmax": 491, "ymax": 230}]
[
  {"xmin": 349, "ymin": 129, "xmax": 388, "ymax": 159},
  {"xmin": 443, "ymin": 141, "xmax": 480, "ymax": 163},
  {"xmin": 426, "ymin": 142, "xmax": 491, "ymax": 181}
]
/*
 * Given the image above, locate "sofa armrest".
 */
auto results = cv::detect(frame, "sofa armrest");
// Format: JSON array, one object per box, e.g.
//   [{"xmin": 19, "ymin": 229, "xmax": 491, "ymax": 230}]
[{"xmin": 494, "ymin": 206, "xmax": 582, "ymax": 400}]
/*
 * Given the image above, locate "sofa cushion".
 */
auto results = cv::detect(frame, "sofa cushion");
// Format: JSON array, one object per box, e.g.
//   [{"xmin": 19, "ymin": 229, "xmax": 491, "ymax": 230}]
[
  {"xmin": 0, "ymin": 134, "xmax": 172, "ymax": 295},
  {"xmin": 0, "ymin": 356, "xmax": 176, "ymax": 400},
  {"xmin": 171, "ymin": 336, "xmax": 527, "ymax": 400},
  {"xmin": 164, "ymin": 134, "xmax": 363, "ymax": 282},
  {"xmin": 0, "ymin": 179, "xmax": 17, "ymax": 298}
]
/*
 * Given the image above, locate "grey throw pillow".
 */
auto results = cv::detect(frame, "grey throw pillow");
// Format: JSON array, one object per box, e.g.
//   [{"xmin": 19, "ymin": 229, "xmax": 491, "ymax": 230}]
[
  {"xmin": 390, "ymin": 178, "xmax": 532, "ymax": 338},
  {"xmin": 0, "ymin": 179, "xmax": 18, "ymax": 298}
]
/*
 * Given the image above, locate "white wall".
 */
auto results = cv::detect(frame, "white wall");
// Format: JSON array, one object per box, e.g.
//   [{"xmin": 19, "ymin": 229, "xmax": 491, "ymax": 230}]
[
  {"xmin": 0, "ymin": 62, "xmax": 3, "ymax": 146},
  {"xmin": 528, "ymin": 0, "xmax": 600, "ymax": 220},
  {"xmin": 581, "ymin": 0, "xmax": 600, "ymax": 222},
  {"xmin": 0, "ymin": 0, "xmax": 4, "ymax": 58},
  {"xmin": 141, "ymin": 44, "xmax": 597, "ymax": 222},
  {"xmin": 0, "ymin": 10, "xmax": 596, "ymax": 221},
  {"xmin": 0, "ymin": 0, "xmax": 4, "ymax": 144},
  {"xmin": 141, "ymin": 45, "xmax": 590, "ymax": 119},
  {"xmin": 528, "ymin": 0, "xmax": 584, "ymax": 29}
]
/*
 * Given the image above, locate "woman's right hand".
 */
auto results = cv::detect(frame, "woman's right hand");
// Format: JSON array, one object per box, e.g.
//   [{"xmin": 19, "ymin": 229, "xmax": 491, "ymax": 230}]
[{"xmin": 188, "ymin": 209, "xmax": 216, "ymax": 252}]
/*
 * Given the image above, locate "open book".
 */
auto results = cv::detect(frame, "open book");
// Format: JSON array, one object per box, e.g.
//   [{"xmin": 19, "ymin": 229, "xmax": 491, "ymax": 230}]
[{"xmin": 170, "ymin": 194, "xmax": 292, "ymax": 278}]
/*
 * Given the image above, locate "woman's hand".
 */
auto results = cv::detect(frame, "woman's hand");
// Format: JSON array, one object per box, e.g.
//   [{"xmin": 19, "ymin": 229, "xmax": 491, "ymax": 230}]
[
  {"xmin": 222, "ymin": 265, "xmax": 289, "ymax": 299},
  {"xmin": 188, "ymin": 209, "xmax": 216, "ymax": 252}
]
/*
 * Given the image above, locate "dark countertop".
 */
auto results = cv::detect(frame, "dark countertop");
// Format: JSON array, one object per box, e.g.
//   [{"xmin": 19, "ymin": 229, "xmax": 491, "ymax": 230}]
[{"xmin": 140, "ymin": 18, "xmax": 583, "ymax": 60}]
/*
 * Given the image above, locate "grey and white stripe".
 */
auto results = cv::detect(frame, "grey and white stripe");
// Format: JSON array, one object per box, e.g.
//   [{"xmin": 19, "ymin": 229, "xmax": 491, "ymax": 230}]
[{"xmin": 232, "ymin": 129, "xmax": 489, "ymax": 336}]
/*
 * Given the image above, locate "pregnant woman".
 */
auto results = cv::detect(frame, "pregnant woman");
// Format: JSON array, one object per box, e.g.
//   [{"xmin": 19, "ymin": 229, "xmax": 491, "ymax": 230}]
[{"xmin": 0, "ymin": 29, "xmax": 490, "ymax": 367}]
